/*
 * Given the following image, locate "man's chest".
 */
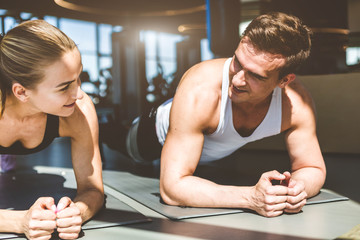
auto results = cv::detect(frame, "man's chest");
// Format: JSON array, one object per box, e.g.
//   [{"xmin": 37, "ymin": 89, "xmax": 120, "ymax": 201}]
[{"xmin": 232, "ymin": 108, "xmax": 269, "ymax": 137}]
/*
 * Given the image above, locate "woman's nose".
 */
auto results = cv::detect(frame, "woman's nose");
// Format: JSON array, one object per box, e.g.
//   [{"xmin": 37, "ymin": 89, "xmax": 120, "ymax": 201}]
[
  {"xmin": 76, "ymin": 86, "xmax": 84, "ymax": 100},
  {"xmin": 72, "ymin": 85, "xmax": 84, "ymax": 100}
]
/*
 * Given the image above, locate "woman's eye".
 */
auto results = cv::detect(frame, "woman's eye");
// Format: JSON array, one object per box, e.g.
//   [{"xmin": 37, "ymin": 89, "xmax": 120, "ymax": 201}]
[{"xmin": 60, "ymin": 84, "xmax": 71, "ymax": 91}]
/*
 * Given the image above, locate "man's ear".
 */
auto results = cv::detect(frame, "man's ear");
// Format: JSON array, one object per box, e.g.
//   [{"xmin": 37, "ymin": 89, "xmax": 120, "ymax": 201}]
[
  {"xmin": 278, "ymin": 73, "xmax": 296, "ymax": 88},
  {"xmin": 12, "ymin": 83, "xmax": 29, "ymax": 102}
]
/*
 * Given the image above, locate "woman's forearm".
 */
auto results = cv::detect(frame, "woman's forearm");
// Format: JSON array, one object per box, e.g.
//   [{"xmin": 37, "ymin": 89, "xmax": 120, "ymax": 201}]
[
  {"xmin": 74, "ymin": 189, "xmax": 104, "ymax": 223},
  {"xmin": 0, "ymin": 209, "xmax": 26, "ymax": 233}
]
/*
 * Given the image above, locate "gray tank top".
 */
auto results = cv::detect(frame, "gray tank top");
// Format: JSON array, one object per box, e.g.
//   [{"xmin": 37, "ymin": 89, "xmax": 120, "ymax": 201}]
[{"xmin": 155, "ymin": 58, "xmax": 282, "ymax": 162}]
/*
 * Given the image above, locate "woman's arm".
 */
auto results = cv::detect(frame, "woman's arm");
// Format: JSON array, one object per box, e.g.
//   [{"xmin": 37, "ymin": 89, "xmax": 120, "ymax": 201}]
[
  {"xmin": 0, "ymin": 198, "xmax": 57, "ymax": 240},
  {"xmin": 58, "ymin": 92, "xmax": 104, "ymax": 238}
]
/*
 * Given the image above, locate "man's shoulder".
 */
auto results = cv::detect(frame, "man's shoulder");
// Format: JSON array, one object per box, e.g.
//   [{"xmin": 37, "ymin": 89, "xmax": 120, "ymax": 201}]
[
  {"xmin": 185, "ymin": 58, "xmax": 227, "ymax": 79},
  {"xmin": 196, "ymin": 58, "xmax": 228, "ymax": 69},
  {"xmin": 178, "ymin": 58, "xmax": 227, "ymax": 93},
  {"xmin": 171, "ymin": 58, "xmax": 228, "ymax": 132},
  {"xmin": 283, "ymin": 78, "xmax": 314, "ymax": 107},
  {"xmin": 282, "ymin": 78, "xmax": 316, "ymax": 130},
  {"xmin": 177, "ymin": 58, "xmax": 228, "ymax": 100}
]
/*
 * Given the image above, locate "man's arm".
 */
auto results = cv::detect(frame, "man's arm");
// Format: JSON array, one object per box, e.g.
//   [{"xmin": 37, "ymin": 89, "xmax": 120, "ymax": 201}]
[
  {"xmin": 282, "ymin": 82, "xmax": 326, "ymax": 212},
  {"xmin": 160, "ymin": 60, "xmax": 290, "ymax": 217},
  {"xmin": 285, "ymin": 123, "xmax": 326, "ymax": 197}
]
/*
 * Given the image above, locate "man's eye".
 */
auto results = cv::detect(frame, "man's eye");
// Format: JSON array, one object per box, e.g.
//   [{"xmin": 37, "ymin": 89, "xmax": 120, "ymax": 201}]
[
  {"xmin": 235, "ymin": 63, "xmax": 241, "ymax": 71},
  {"xmin": 250, "ymin": 72, "xmax": 265, "ymax": 81},
  {"xmin": 234, "ymin": 58, "xmax": 242, "ymax": 71}
]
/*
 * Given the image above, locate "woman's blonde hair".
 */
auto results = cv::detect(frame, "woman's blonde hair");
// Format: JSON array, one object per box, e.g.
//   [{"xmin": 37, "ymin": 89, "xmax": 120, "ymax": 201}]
[{"xmin": 0, "ymin": 19, "xmax": 77, "ymax": 117}]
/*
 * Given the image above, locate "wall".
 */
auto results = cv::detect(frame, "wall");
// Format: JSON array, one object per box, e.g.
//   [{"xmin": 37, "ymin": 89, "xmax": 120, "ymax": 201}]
[
  {"xmin": 348, "ymin": 0, "xmax": 360, "ymax": 32},
  {"xmin": 244, "ymin": 73, "xmax": 360, "ymax": 154}
]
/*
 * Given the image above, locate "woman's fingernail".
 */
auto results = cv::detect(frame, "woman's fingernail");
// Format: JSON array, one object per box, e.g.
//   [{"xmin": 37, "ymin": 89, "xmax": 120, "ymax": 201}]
[
  {"xmin": 51, "ymin": 205, "xmax": 57, "ymax": 212},
  {"xmin": 57, "ymin": 203, "xmax": 65, "ymax": 212}
]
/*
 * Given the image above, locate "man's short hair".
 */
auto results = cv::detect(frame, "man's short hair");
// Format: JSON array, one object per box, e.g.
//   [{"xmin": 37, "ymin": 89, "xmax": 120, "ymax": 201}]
[{"xmin": 243, "ymin": 12, "xmax": 312, "ymax": 79}]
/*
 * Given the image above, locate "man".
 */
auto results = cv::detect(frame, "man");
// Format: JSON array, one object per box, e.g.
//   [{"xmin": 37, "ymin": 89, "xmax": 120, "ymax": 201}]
[{"xmin": 104, "ymin": 12, "xmax": 326, "ymax": 217}]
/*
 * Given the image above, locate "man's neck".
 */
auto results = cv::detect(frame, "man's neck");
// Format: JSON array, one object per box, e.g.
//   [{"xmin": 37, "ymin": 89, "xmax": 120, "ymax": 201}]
[{"xmin": 232, "ymin": 92, "xmax": 273, "ymax": 115}]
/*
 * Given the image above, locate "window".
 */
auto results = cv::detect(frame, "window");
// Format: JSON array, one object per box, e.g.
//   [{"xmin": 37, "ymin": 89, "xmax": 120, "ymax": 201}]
[
  {"xmin": 59, "ymin": 18, "xmax": 98, "ymax": 81},
  {"xmin": 141, "ymin": 30, "xmax": 184, "ymax": 83},
  {"xmin": 346, "ymin": 47, "xmax": 360, "ymax": 66},
  {"xmin": 201, "ymin": 38, "xmax": 214, "ymax": 61},
  {"xmin": 0, "ymin": 12, "xmax": 115, "ymax": 104},
  {"xmin": 3, "ymin": 16, "xmax": 16, "ymax": 33}
]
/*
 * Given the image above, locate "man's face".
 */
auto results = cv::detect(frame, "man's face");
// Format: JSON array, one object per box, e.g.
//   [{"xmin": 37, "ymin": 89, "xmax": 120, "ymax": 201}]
[{"xmin": 228, "ymin": 37, "xmax": 286, "ymax": 105}]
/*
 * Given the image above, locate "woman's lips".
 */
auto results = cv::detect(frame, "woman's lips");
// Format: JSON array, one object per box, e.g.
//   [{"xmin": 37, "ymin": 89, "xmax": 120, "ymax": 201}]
[{"xmin": 64, "ymin": 102, "xmax": 76, "ymax": 108}]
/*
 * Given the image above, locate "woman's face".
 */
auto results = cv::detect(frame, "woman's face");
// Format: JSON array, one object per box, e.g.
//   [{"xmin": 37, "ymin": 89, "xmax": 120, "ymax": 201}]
[{"xmin": 27, "ymin": 49, "xmax": 84, "ymax": 117}]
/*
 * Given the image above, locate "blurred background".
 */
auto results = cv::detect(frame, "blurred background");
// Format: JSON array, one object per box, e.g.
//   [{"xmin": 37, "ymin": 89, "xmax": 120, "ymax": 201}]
[
  {"xmin": 1, "ymin": 0, "xmax": 359, "ymax": 123},
  {"xmin": 1, "ymin": 0, "xmax": 360, "ymax": 202}
]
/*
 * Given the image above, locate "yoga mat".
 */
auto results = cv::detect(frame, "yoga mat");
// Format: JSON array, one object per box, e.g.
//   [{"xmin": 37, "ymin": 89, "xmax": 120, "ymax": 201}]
[
  {"xmin": 102, "ymin": 170, "xmax": 244, "ymax": 220},
  {"xmin": 0, "ymin": 171, "xmax": 150, "ymax": 239},
  {"xmin": 307, "ymin": 190, "xmax": 348, "ymax": 204},
  {"xmin": 102, "ymin": 170, "xmax": 349, "ymax": 220}
]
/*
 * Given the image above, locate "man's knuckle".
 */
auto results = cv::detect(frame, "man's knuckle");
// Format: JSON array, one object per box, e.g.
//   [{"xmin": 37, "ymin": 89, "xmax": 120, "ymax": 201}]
[
  {"xmin": 264, "ymin": 196, "xmax": 274, "ymax": 204},
  {"xmin": 74, "ymin": 217, "xmax": 82, "ymax": 225},
  {"xmin": 264, "ymin": 205, "xmax": 273, "ymax": 212}
]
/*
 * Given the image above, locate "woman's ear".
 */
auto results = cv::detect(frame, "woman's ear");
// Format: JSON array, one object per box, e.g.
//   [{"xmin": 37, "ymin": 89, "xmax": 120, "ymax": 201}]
[
  {"xmin": 12, "ymin": 83, "xmax": 29, "ymax": 102},
  {"xmin": 278, "ymin": 73, "xmax": 296, "ymax": 88}
]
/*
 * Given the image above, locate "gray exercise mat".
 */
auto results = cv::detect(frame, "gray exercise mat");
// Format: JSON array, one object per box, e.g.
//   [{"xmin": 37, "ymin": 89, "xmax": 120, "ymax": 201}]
[
  {"xmin": 102, "ymin": 170, "xmax": 349, "ymax": 220},
  {"xmin": 307, "ymin": 190, "xmax": 348, "ymax": 204},
  {"xmin": 0, "ymin": 171, "xmax": 150, "ymax": 239},
  {"xmin": 103, "ymin": 170, "xmax": 244, "ymax": 220}
]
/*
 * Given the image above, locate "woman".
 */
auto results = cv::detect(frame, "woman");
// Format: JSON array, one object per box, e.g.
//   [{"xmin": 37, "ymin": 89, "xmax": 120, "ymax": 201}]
[{"xmin": 0, "ymin": 20, "xmax": 104, "ymax": 239}]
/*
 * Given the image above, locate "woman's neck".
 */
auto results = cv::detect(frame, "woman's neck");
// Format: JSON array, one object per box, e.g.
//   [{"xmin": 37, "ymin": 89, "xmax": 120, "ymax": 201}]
[{"xmin": 3, "ymin": 95, "xmax": 44, "ymax": 120}]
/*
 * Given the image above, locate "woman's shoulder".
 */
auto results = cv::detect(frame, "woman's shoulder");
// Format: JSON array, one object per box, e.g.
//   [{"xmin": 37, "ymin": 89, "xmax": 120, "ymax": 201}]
[{"xmin": 59, "ymin": 91, "xmax": 98, "ymax": 137}]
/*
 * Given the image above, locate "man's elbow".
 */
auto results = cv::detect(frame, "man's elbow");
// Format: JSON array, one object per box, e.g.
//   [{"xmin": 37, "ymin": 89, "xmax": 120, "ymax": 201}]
[
  {"xmin": 318, "ymin": 165, "xmax": 327, "ymax": 186},
  {"xmin": 307, "ymin": 166, "xmax": 327, "ymax": 197},
  {"xmin": 159, "ymin": 182, "xmax": 183, "ymax": 206}
]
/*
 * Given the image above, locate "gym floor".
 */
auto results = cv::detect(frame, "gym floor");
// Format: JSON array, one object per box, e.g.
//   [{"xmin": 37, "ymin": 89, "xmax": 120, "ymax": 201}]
[{"xmin": 15, "ymin": 137, "xmax": 360, "ymax": 204}]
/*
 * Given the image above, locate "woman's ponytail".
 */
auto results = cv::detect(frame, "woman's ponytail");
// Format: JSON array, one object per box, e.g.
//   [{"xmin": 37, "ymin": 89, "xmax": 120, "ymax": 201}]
[{"xmin": 0, "ymin": 33, "xmax": 5, "ymax": 117}]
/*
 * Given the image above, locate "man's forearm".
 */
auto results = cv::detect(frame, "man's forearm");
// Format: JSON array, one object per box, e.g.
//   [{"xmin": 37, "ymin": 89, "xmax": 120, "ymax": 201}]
[
  {"xmin": 162, "ymin": 170, "xmax": 297, "ymax": 217},
  {"xmin": 161, "ymin": 175, "xmax": 254, "ymax": 209},
  {"xmin": 291, "ymin": 167, "xmax": 326, "ymax": 198}
]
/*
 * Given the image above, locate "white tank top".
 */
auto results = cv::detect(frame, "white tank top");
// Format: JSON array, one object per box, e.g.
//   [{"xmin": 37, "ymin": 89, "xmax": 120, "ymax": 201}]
[{"xmin": 155, "ymin": 58, "xmax": 282, "ymax": 162}]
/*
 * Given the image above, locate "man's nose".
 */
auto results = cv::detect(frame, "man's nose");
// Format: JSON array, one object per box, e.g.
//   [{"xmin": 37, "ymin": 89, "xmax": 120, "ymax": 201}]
[{"xmin": 233, "ymin": 70, "xmax": 247, "ymax": 86}]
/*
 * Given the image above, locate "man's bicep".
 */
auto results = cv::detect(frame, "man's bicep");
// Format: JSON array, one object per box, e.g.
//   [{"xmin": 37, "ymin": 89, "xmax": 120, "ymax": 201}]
[
  {"xmin": 284, "ymin": 115, "xmax": 326, "ymax": 196},
  {"xmin": 284, "ymin": 114, "xmax": 324, "ymax": 171},
  {"xmin": 161, "ymin": 79, "xmax": 219, "ymax": 177},
  {"xmin": 161, "ymin": 124, "xmax": 205, "ymax": 178}
]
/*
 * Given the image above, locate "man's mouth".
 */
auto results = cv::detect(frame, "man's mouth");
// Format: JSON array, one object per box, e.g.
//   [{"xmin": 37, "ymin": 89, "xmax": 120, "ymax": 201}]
[{"xmin": 232, "ymin": 85, "xmax": 247, "ymax": 93}]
